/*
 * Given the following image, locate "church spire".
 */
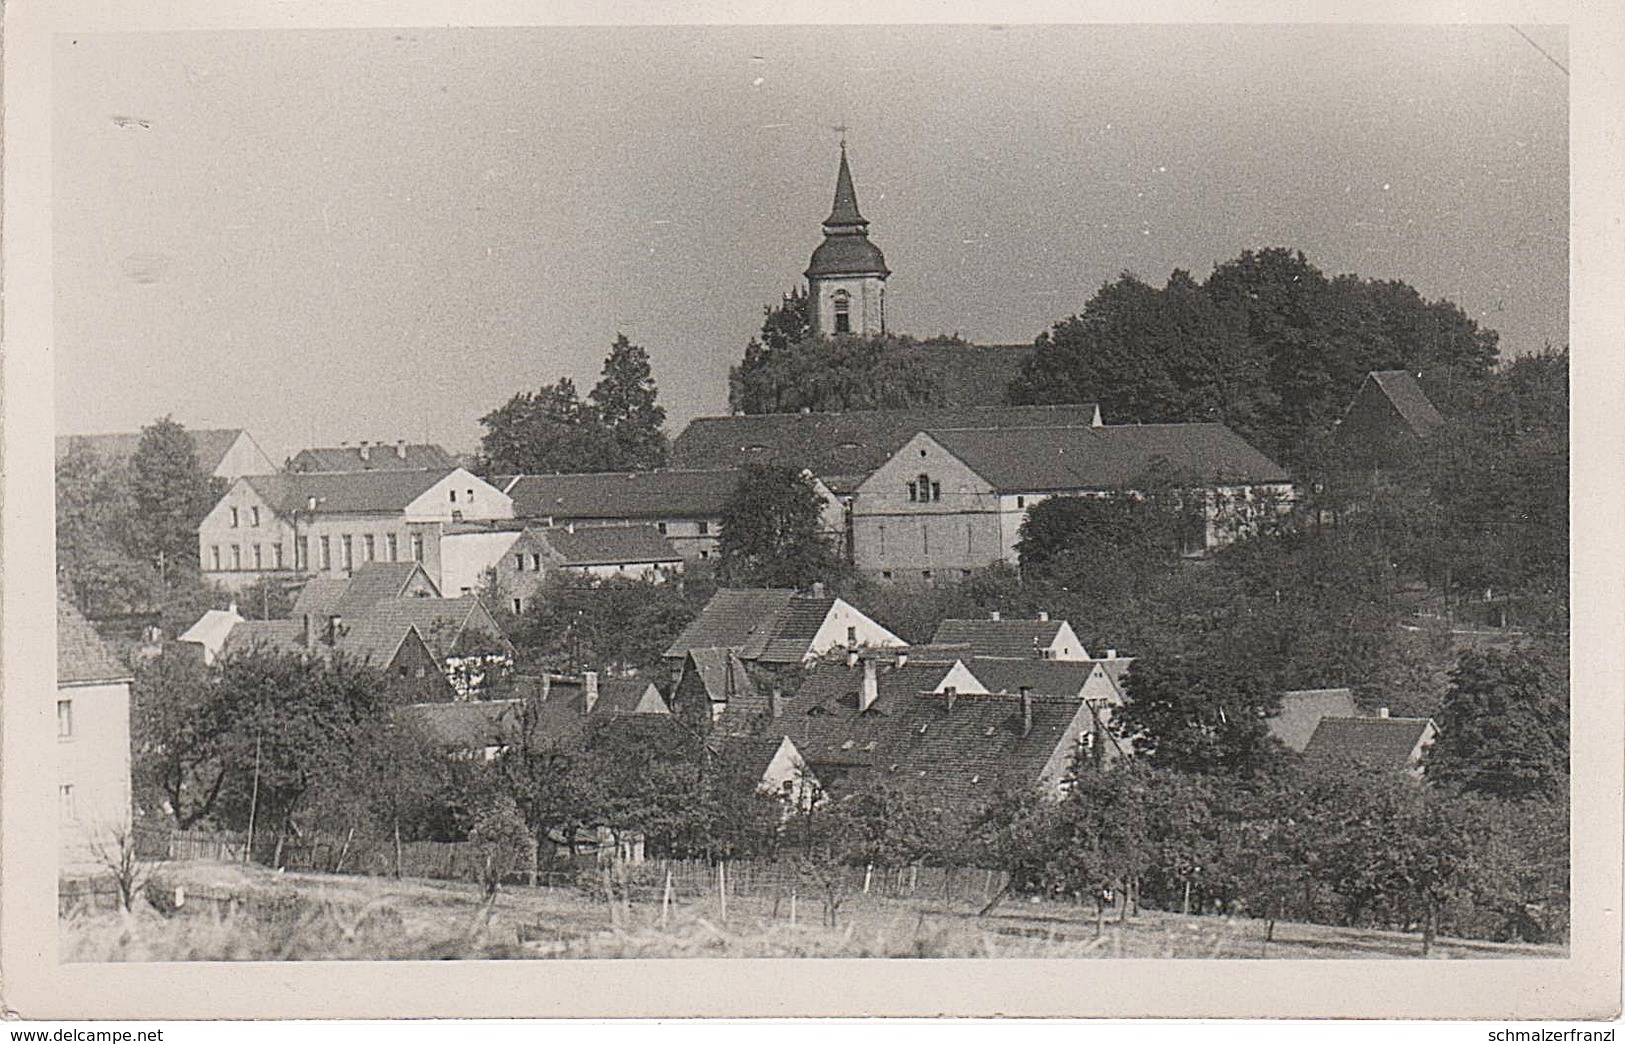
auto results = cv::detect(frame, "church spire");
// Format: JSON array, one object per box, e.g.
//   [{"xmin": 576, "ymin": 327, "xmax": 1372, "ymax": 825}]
[{"xmin": 825, "ymin": 142, "xmax": 867, "ymax": 229}]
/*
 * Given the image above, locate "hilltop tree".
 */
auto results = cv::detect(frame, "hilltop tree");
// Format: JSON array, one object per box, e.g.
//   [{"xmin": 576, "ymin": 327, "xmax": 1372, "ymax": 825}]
[
  {"xmin": 1114, "ymin": 655, "xmax": 1284, "ymax": 775},
  {"xmin": 717, "ymin": 462, "xmax": 841, "ymax": 588},
  {"xmin": 1009, "ymin": 248, "xmax": 1499, "ymax": 467},
  {"xmin": 588, "ymin": 334, "xmax": 669, "ymax": 470},
  {"xmin": 1425, "ymin": 647, "xmax": 1569, "ymax": 801}
]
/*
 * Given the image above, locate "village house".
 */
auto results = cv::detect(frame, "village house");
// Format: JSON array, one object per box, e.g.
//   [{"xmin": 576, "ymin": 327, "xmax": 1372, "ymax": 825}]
[
  {"xmin": 498, "ymin": 468, "xmax": 756, "ymax": 563},
  {"xmin": 667, "ymin": 647, "xmax": 759, "ymax": 728},
  {"xmin": 196, "ymin": 467, "xmax": 513, "ymax": 591},
  {"xmin": 286, "ymin": 440, "xmax": 457, "ymax": 473},
  {"xmin": 438, "ymin": 522, "xmax": 683, "ymax": 611},
  {"xmin": 663, "ymin": 587, "xmax": 907, "ymax": 669},
  {"xmin": 57, "ymin": 598, "xmax": 134, "ymax": 862},
  {"xmin": 736, "ymin": 655, "xmax": 1108, "ymax": 807},
  {"xmin": 931, "ymin": 613, "xmax": 1091, "ymax": 661},
  {"xmin": 1302, "ymin": 709, "xmax": 1440, "ymax": 776},
  {"xmin": 57, "ymin": 427, "xmax": 278, "ymax": 481},
  {"xmin": 851, "ymin": 423, "xmax": 1294, "ymax": 580},
  {"xmin": 1330, "ymin": 370, "xmax": 1447, "ymax": 475},
  {"xmin": 1266, "ymin": 687, "xmax": 1361, "ymax": 753}
]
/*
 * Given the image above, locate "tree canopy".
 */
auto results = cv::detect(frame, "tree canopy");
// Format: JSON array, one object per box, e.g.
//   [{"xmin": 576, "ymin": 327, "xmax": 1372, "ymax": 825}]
[
  {"xmin": 1009, "ymin": 249, "xmax": 1500, "ymax": 468},
  {"xmin": 479, "ymin": 336, "xmax": 669, "ymax": 474},
  {"xmin": 717, "ymin": 462, "xmax": 841, "ymax": 588},
  {"xmin": 1425, "ymin": 646, "xmax": 1569, "ymax": 801}
]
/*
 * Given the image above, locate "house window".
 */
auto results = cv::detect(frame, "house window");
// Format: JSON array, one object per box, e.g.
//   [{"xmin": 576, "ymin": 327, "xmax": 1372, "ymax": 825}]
[
  {"xmin": 966, "ymin": 522, "xmax": 973, "ymax": 553},
  {"xmin": 833, "ymin": 290, "xmax": 851, "ymax": 334},
  {"xmin": 210, "ymin": 546, "xmax": 222, "ymax": 571},
  {"xmin": 230, "ymin": 507, "xmax": 240, "ymax": 528},
  {"xmin": 274, "ymin": 543, "xmax": 285, "ymax": 568},
  {"xmin": 1016, "ymin": 496, "xmax": 1026, "ymax": 509},
  {"xmin": 411, "ymin": 534, "xmax": 424, "ymax": 561},
  {"xmin": 846, "ymin": 625, "xmax": 857, "ymax": 646},
  {"xmin": 387, "ymin": 534, "xmax": 398, "ymax": 562},
  {"xmin": 515, "ymin": 554, "xmax": 526, "ymax": 572},
  {"xmin": 467, "ymin": 489, "xmax": 475, "ymax": 503},
  {"xmin": 57, "ymin": 699, "xmax": 73, "ymax": 739},
  {"xmin": 878, "ymin": 525, "xmax": 886, "ymax": 556},
  {"xmin": 450, "ymin": 490, "xmax": 458, "ymax": 503},
  {"xmin": 231, "ymin": 545, "xmax": 242, "ymax": 570},
  {"xmin": 59, "ymin": 784, "xmax": 75, "ymax": 821},
  {"xmin": 319, "ymin": 536, "xmax": 332, "ymax": 570},
  {"xmin": 931, "ymin": 481, "xmax": 941, "ymax": 502},
  {"xmin": 399, "ymin": 665, "xmax": 410, "ymax": 678},
  {"xmin": 512, "ymin": 598, "xmax": 524, "ymax": 614},
  {"xmin": 364, "ymin": 534, "xmax": 376, "ymax": 562},
  {"xmin": 698, "ymin": 521, "xmax": 709, "ymax": 536},
  {"xmin": 921, "ymin": 522, "xmax": 929, "ymax": 555},
  {"xmin": 657, "ymin": 522, "xmax": 667, "ymax": 535},
  {"xmin": 881, "ymin": 570, "xmax": 893, "ymax": 579},
  {"xmin": 253, "ymin": 544, "xmax": 264, "ymax": 569},
  {"xmin": 907, "ymin": 481, "xmax": 917, "ymax": 502},
  {"xmin": 342, "ymin": 535, "xmax": 354, "ymax": 571},
  {"xmin": 700, "ymin": 550, "xmax": 710, "ymax": 560},
  {"xmin": 530, "ymin": 554, "xmax": 542, "ymax": 571},
  {"xmin": 922, "ymin": 569, "xmax": 933, "ymax": 580},
  {"xmin": 296, "ymin": 537, "xmax": 308, "ymax": 570},
  {"xmin": 251, "ymin": 506, "xmax": 261, "ymax": 527}
]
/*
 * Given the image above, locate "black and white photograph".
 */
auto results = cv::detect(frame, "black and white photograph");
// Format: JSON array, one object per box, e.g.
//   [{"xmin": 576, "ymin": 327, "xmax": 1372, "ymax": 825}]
[{"xmin": 3, "ymin": 0, "xmax": 1620, "ymax": 1025}]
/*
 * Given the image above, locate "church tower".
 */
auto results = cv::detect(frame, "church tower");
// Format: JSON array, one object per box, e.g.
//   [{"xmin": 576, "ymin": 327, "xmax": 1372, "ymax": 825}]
[{"xmin": 805, "ymin": 143, "xmax": 889, "ymax": 338}]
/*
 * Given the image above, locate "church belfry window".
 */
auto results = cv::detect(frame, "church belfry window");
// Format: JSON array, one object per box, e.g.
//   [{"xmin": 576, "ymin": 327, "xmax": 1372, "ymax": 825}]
[{"xmin": 832, "ymin": 290, "xmax": 851, "ymax": 334}]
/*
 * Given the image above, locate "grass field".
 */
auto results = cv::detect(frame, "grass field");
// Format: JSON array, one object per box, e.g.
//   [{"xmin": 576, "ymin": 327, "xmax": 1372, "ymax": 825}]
[{"xmin": 60, "ymin": 860, "xmax": 1565, "ymax": 961}]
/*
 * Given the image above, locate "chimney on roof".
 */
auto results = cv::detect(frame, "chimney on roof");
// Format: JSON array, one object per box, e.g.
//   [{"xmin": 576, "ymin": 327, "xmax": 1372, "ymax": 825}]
[
  {"xmin": 584, "ymin": 671, "xmax": 600, "ymax": 713},
  {"xmin": 359, "ymin": 441, "xmax": 371, "ymax": 462},
  {"xmin": 396, "ymin": 439, "xmax": 407, "ymax": 459},
  {"xmin": 860, "ymin": 658, "xmax": 879, "ymax": 713},
  {"xmin": 811, "ymin": 581, "xmax": 825, "ymax": 599},
  {"xmin": 1378, "ymin": 707, "xmax": 1389, "ymax": 719},
  {"xmin": 989, "ymin": 610, "xmax": 1001, "ymax": 622},
  {"xmin": 1020, "ymin": 686, "xmax": 1033, "ymax": 737},
  {"xmin": 944, "ymin": 685, "xmax": 956, "ymax": 714},
  {"xmin": 1105, "ymin": 648, "xmax": 1117, "ymax": 660},
  {"xmin": 1037, "ymin": 610, "xmax": 1049, "ymax": 622},
  {"xmin": 770, "ymin": 686, "xmax": 784, "ymax": 720}
]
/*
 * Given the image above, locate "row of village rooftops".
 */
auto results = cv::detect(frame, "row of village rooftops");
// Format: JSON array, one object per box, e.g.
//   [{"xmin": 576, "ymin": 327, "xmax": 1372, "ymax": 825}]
[
  {"xmin": 56, "ymin": 370, "xmax": 1438, "ymax": 595},
  {"xmin": 163, "ymin": 582, "xmax": 1435, "ymax": 840}
]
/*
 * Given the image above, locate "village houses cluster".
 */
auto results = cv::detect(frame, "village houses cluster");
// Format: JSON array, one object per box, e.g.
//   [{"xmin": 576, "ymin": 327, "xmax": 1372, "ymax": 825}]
[{"xmin": 53, "ymin": 148, "xmax": 1449, "ymax": 862}]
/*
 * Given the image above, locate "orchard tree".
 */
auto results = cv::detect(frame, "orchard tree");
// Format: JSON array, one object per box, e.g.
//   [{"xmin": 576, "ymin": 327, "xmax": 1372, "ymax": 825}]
[
  {"xmin": 589, "ymin": 334, "xmax": 668, "ymax": 470},
  {"xmin": 131, "ymin": 652, "xmax": 231, "ymax": 829},
  {"xmin": 717, "ymin": 462, "xmax": 841, "ymax": 588},
  {"xmin": 1425, "ymin": 647, "xmax": 1568, "ymax": 800},
  {"xmin": 1115, "ymin": 655, "xmax": 1285, "ymax": 775}
]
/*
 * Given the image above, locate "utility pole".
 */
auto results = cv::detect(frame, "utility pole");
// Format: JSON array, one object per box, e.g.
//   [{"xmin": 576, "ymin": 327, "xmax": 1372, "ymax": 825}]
[{"xmin": 244, "ymin": 734, "xmax": 262, "ymax": 864}]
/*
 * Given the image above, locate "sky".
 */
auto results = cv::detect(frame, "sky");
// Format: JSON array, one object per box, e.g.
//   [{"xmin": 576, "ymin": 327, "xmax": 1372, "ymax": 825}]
[{"xmin": 52, "ymin": 24, "xmax": 1568, "ymax": 461}]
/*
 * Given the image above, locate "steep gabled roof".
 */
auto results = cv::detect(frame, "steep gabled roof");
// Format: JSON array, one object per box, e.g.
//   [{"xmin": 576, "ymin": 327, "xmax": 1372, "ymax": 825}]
[
  {"xmin": 684, "ymin": 648, "xmax": 757, "ymax": 704},
  {"xmin": 756, "ymin": 596, "xmax": 838, "ymax": 663},
  {"xmin": 663, "ymin": 589, "xmax": 798, "ymax": 659},
  {"xmin": 1268, "ymin": 688, "xmax": 1360, "ymax": 753},
  {"xmin": 292, "ymin": 562, "xmax": 441, "ymax": 619},
  {"xmin": 922, "ymin": 424, "xmax": 1290, "ymax": 493},
  {"xmin": 539, "ymin": 525, "xmax": 682, "ymax": 567},
  {"xmin": 593, "ymin": 678, "xmax": 671, "ymax": 716},
  {"xmin": 670, "ymin": 405, "xmax": 1103, "ymax": 493},
  {"xmin": 56, "ymin": 428, "xmax": 257, "ymax": 476},
  {"xmin": 501, "ymin": 469, "xmax": 742, "ymax": 521},
  {"xmin": 1303, "ymin": 715, "xmax": 1437, "ymax": 771},
  {"xmin": 1366, "ymin": 371, "xmax": 1446, "ymax": 439},
  {"xmin": 959, "ymin": 658, "xmax": 1096, "ymax": 699},
  {"xmin": 932, "ymin": 618, "xmax": 1068, "ymax": 659},
  {"xmin": 57, "ymin": 599, "xmax": 133, "ymax": 686},
  {"xmin": 758, "ymin": 659, "xmax": 950, "ymax": 766},
  {"xmin": 242, "ymin": 469, "xmax": 454, "ymax": 517},
  {"xmin": 401, "ymin": 699, "xmax": 524, "ymax": 751},
  {"xmin": 344, "ymin": 596, "xmax": 507, "ymax": 660},
  {"xmin": 287, "ymin": 443, "xmax": 456, "ymax": 473}
]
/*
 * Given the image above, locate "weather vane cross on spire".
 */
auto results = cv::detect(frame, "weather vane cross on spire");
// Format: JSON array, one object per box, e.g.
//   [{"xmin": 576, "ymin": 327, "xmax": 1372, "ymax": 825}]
[{"xmin": 832, "ymin": 124, "xmax": 848, "ymax": 150}]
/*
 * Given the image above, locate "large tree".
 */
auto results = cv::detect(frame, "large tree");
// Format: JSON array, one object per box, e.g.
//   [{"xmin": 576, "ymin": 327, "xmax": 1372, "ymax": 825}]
[
  {"xmin": 588, "ymin": 334, "xmax": 668, "ymax": 470},
  {"xmin": 128, "ymin": 416, "xmax": 226, "ymax": 581},
  {"xmin": 479, "ymin": 336, "xmax": 669, "ymax": 474},
  {"xmin": 1425, "ymin": 647, "xmax": 1569, "ymax": 801},
  {"xmin": 1009, "ymin": 248, "xmax": 1499, "ymax": 468},
  {"xmin": 717, "ymin": 462, "xmax": 841, "ymax": 588},
  {"xmin": 1114, "ymin": 655, "xmax": 1285, "ymax": 775}
]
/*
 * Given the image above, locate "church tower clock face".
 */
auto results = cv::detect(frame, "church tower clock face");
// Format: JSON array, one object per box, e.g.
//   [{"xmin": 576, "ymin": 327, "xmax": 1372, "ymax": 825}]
[{"xmin": 805, "ymin": 142, "xmax": 889, "ymax": 339}]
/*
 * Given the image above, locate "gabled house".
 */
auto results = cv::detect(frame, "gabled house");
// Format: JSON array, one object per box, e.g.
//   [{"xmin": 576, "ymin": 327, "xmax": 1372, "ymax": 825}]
[
  {"xmin": 176, "ymin": 604, "xmax": 246, "ymax": 665},
  {"xmin": 1266, "ymin": 687, "xmax": 1360, "ymax": 753},
  {"xmin": 57, "ymin": 599, "xmax": 134, "ymax": 861},
  {"xmin": 1302, "ymin": 710, "xmax": 1439, "ymax": 776},
  {"xmin": 442, "ymin": 523, "xmax": 684, "ymax": 612},
  {"xmin": 500, "ymin": 468, "xmax": 747, "ymax": 563},
  {"xmin": 707, "ymin": 734, "xmax": 822, "ymax": 811},
  {"xmin": 400, "ymin": 670, "xmax": 667, "ymax": 760},
  {"xmin": 57, "ymin": 427, "xmax": 277, "ymax": 481},
  {"xmin": 662, "ymin": 588, "xmax": 906, "ymax": 667},
  {"xmin": 669, "ymin": 647, "xmax": 760, "ymax": 727},
  {"xmin": 1331, "ymin": 370, "xmax": 1447, "ymax": 473},
  {"xmin": 852, "ymin": 423, "xmax": 1294, "ymax": 580},
  {"xmin": 286, "ymin": 441, "xmax": 457, "ymax": 473},
  {"xmin": 292, "ymin": 561, "xmax": 441, "ymax": 619},
  {"xmin": 197, "ymin": 466, "xmax": 513, "ymax": 591},
  {"xmin": 931, "ymin": 613, "xmax": 1090, "ymax": 661}
]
